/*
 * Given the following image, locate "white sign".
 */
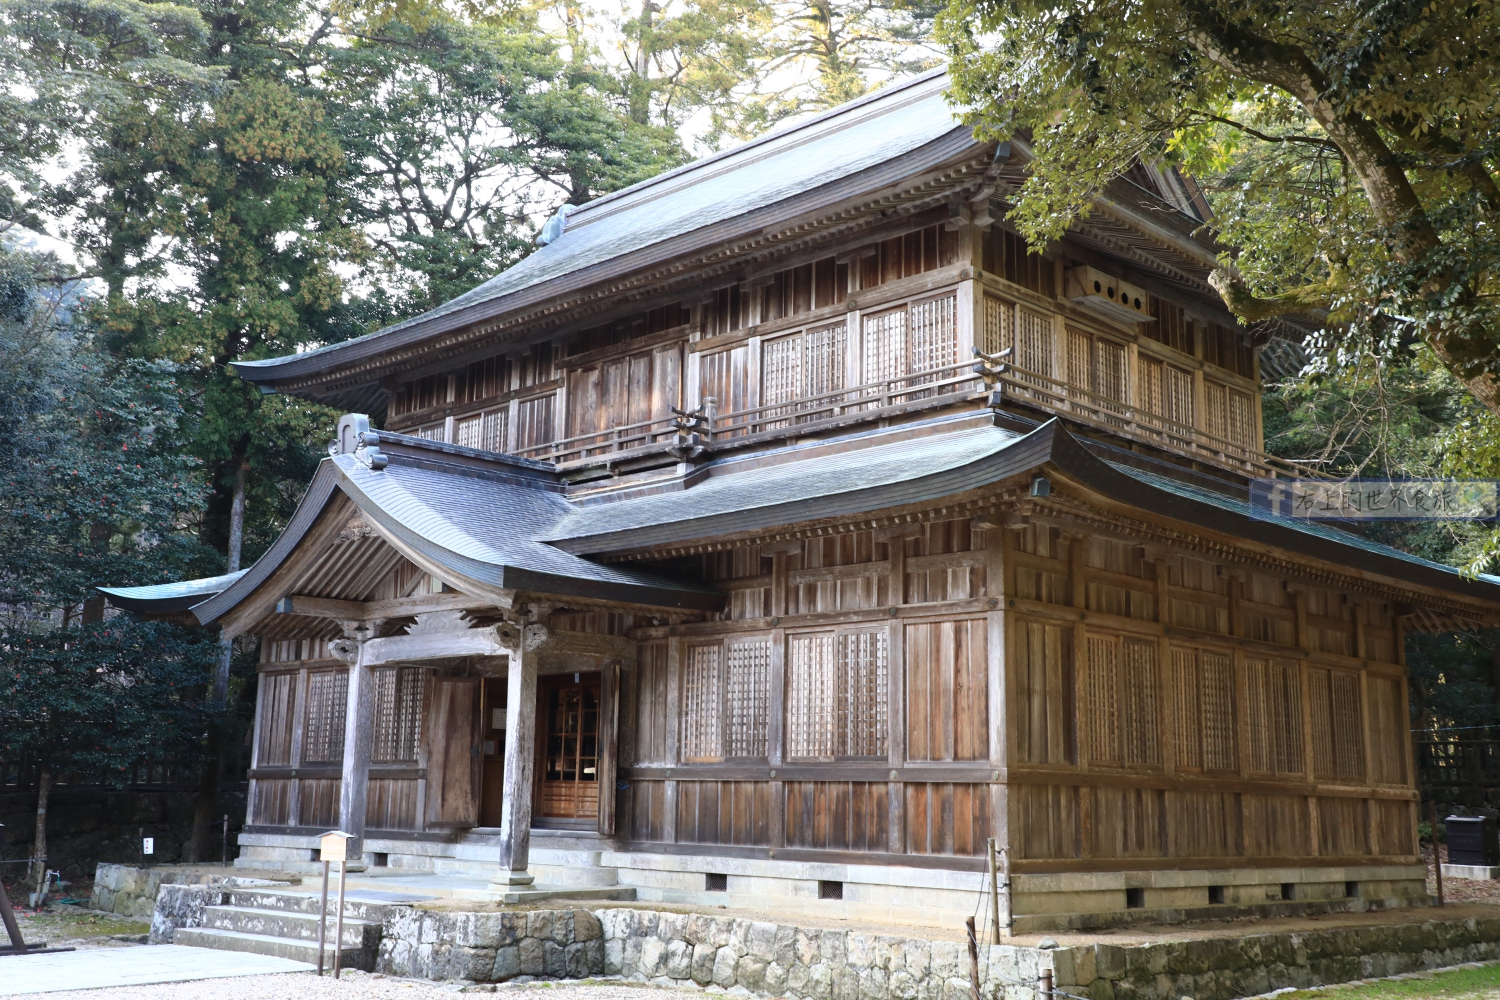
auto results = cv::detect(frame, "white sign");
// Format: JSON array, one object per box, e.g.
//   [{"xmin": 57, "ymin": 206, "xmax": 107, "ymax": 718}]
[
  {"xmin": 142, "ymin": 837, "xmax": 154, "ymax": 855},
  {"xmin": 492, "ymin": 708, "xmax": 507, "ymax": 730}
]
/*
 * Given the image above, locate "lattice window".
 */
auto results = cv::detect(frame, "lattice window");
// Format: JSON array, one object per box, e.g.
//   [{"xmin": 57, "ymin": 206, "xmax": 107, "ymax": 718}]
[
  {"xmin": 303, "ymin": 670, "xmax": 348, "ymax": 763},
  {"xmin": 1164, "ymin": 366, "xmax": 1195, "ymax": 428},
  {"xmin": 372, "ymin": 667, "xmax": 423, "ymax": 763},
  {"xmin": 1201, "ymin": 652, "xmax": 1236, "ymax": 770},
  {"xmin": 1174, "ymin": 647, "xmax": 1236, "ymax": 771},
  {"xmin": 1228, "ymin": 389, "xmax": 1256, "ymax": 449},
  {"xmin": 1066, "ymin": 330, "xmax": 1092, "ymax": 391},
  {"xmin": 1245, "ymin": 658, "xmax": 1304, "ymax": 774},
  {"xmin": 1204, "ymin": 381, "xmax": 1229, "ymax": 443},
  {"xmin": 1086, "ymin": 635, "xmax": 1120, "ymax": 765},
  {"xmin": 804, "ymin": 323, "xmax": 847, "ymax": 396},
  {"xmin": 1095, "ymin": 339, "xmax": 1127, "ymax": 410},
  {"xmin": 483, "ymin": 410, "xmax": 508, "ymax": 451},
  {"xmin": 454, "ymin": 415, "xmax": 482, "ymax": 450},
  {"xmin": 726, "ymin": 638, "xmax": 772, "ymax": 757},
  {"xmin": 1311, "ymin": 667, "xmax": 1365, "ymax": 782},
  {"xmin": 787, "ymin": 633, "xmax": 838, "ymax": 758},
  {"xmin": 515, "ymin": 394, "xmax": 555, "ymax": 450},
  {"xmin": 839, "ymin": 630, "xmax": 889, "ymax": 757},
  {"xmin": 682, "ymin": 644, "xmax": 724, "ymax": 761},
  {"xmin": 1121, "ymin": 639, "xmax": 1160, "ymax": 765},
  {"xmin": 982, "ymin": 296, "xmax": 1012, "ymax": 355},
  {"xmin": 908, "ymin": 295, "xmax": 958, "ymax": 375},
  {"xmin": 762, "ymin": 334, "xmax": 802, "ymax": 407},
  {"xmin": 862, "ymin": 308, "xmax": 907, "ymax": 384},
  {"xmin": 1016, "ymin": 306, "xmax": 1054, "ymax": 382},
  {"xmin": 1138, "ymin": 356, "xmax": 1163, "ymax": 417},
  {"xmin": 1173, "ymin": 648, "xmax": 1202, "ymax": 770},
  {"xmin": 414, "ymin": 424, "xmax": 445, "ymax": 442},
  {"xmin": 786, "ymin": 629, "xmax": 887, "ymax": 758}
]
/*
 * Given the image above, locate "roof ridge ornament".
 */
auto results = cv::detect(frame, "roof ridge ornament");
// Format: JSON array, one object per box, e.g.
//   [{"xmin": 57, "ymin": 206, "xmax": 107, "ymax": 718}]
[
  {"xmin": 537, "ymin": 204, "xmax": 576, "ymax": 246},
  {"xmin": 329, "ymin": 413, "xmax": 389, "ymax": 471}
]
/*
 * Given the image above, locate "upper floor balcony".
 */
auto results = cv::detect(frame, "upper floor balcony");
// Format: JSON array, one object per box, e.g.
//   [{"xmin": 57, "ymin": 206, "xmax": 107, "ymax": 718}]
[{"xmin": 387, "ymin": 235, "xmax": 1288, "ymax": 482}]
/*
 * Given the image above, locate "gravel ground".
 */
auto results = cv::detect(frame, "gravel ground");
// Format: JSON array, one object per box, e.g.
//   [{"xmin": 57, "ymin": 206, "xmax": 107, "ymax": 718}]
[
  {"xmin": 1422, "ymin": 843, "xmax": 1500, "ymax": 905},
  {"xmin": 32, "ymin": 975, "xmax": 703, "ymax": 1000}
]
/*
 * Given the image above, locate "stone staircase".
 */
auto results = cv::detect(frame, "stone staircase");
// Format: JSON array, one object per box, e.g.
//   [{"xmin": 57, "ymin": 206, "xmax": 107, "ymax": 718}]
[{"xmin": 174, "ymin": 885, "xmax": 413, "ymax": 970}]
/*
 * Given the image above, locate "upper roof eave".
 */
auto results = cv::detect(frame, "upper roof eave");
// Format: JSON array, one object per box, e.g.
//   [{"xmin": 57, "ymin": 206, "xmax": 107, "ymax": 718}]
[{"xmin": 99, "ymin": 570, "xmax": 249, "ymax": 615}]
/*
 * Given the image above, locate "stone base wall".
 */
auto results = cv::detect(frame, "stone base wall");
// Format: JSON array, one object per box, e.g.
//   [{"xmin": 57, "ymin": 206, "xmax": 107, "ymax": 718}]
[
  {"xmin": 376, "ymin": 908, "xmax": 605, "ymax": 982},
  {"xmin": 91, "ymin": 863, "xmax": 254, "ymax": 920},
  {"xmin": 596, "ymin": 909, "xmax": 1500, "ymax": 1000}
]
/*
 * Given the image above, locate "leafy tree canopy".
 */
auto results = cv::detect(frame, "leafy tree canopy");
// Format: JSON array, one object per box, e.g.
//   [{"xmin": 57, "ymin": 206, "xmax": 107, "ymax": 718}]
[{"xmin": 938, "ymin": 0, "xmax": 1500, "ymax": 416}]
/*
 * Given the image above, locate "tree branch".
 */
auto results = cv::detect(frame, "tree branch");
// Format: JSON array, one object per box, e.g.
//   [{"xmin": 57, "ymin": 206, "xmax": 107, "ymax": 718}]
[
  {"xmin": 1194, "ymin": 112, "xmax": 1340, "ymax": 152},
  {"xmin": 1208, "ymin": 269, "xmax": 1334, "ymax": 322}
]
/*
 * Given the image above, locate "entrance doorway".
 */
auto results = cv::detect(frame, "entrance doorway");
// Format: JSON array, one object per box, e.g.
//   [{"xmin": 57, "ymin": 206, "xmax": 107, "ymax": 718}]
[
  {"xmin": 478, "ymin": 676, "xmax": 508, "ymax": 827},
  {"xmin": 537, "ymin": 673, "xmax": 601, "ymax": 821}
]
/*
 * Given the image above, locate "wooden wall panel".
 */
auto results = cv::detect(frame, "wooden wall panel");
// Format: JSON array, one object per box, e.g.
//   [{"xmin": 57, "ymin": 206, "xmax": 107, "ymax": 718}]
[
  {"xmin": 675, "ymin": 781, "xmax": 772, "ymax": 846},
  {"xmin": 1317, "ymin": 796, "xmax": 1370, "ymax": 856},
  {"xmin": 786, "ymin": 781, "xmax": 889, "ymax": 851},
  {"xmin": 905, "ymin": 782, "xmax": 989, "ymax": 856},
  {"xmin": 634, "ymin": 642, "xmax": 670, "ymax": 764},
  {"xmin": 1088, "ymin": 786, "xmax": 1164, "ymax": 858},
  {"xmin": 1367, "ymin": 675, "xmax": 1408, "ymax": 785},
  {"xmin": 249, "ymin": 779, "xmax": 292, "ymax": 826},
  {"xmin": 905, "ymin": 619, "xmax": 988, "ymax": 762},
  {"xmin": 1012, "ymin": 619, "xmax": 1074, "ymax": 765},
  {"xmin": 1012, "ymin": 784, "xmax": 1078, "ymax": 859},
  {"xmin": 628, "ymin": 779, "xmax": 668, "ymax": 842},
  {"xmin": 300, "ymin": 778, "xmax": 340, "ymax": 828},
  {"xmin": 1372, "ymin": 799, "xmax": 1416, "ymax": 856},
  {"xmin": 1242, "ymin": 793, "xmax": 1310, "ymax": 856},
  {"xmin": 367, "ymin": 778, "xmax": 418, "ymax": 830},
  {"xmin": 256, "ymin": 672, "xmax": 298, "ymax": 766},
  {"xmin": 1166, "ymin": 791, "xmax": 1240, "ymax": 857}
]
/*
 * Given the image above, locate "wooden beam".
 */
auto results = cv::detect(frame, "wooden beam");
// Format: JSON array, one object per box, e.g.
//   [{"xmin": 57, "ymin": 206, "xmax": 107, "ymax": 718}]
[
  {"xmin": 276, "ymin": 592, "xmax": 497, "ymax": 621},
  {"xmin": 495, "ymin": 640, "xmax": 537, "ymax": 884},
  {"xmin": 362, "ymin": 629, "xmax": 507, "ymax": 666}
]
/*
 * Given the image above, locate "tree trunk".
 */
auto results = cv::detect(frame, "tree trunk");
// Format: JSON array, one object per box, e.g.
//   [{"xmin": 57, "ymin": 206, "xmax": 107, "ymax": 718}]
[
  {"xmin": 210, "ymin": 458, "xmax": 249, "ymax": 708},
  {"xmin": 183, "ymin": 737, "xmax": 221, "ymax": 865},
  {"xmin": 29, "ymin": 768, "xmax": 52, "ymax": 893}
]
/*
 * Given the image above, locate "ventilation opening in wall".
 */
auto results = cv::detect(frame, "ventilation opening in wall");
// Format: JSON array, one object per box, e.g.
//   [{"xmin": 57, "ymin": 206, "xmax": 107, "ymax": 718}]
[
  {"xmin": 1281, "ymin": 883, "xmax": 1296, "ymax": 901},
  {"xmin": 819, "ymin": 880, "xmax": 844, "ymax": 900},
  {"xmin": 372, "ymin": 853, "xmax": 389, "ymax": 868},
  {"xmin": 1345, "ymin": 881, "xmax": 1360, "ymax": 898},
  {"xmin": 1125, "ymin": 888, "xmax": 1145, "ymax": 909},
  {"xmin": 706, "ymin": 873, "xmax": 728, "ymax": 892},
  {"xmin": 1207, "ymin": 885, "xmax": 1225, "ymax": 905}
]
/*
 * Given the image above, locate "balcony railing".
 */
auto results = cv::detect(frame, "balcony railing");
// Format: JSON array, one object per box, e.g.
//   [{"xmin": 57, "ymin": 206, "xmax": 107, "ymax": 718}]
[{"xmin": 513, "ymin": 358, "xmax": 1299, "ymax": 479}]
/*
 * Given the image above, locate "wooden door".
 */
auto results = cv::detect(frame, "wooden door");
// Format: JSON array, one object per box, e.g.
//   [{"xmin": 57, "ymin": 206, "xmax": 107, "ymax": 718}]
[
  {"xmin": 425, "ymin": 676, "xmax": 481, "ymax": 828},
  {"xmin": 479, "ymin": 675, "xmax": 508, "ymax": 827},
  {"xmin": 537, "ymin": 673, "xmax": 601, "ymax": 820}
]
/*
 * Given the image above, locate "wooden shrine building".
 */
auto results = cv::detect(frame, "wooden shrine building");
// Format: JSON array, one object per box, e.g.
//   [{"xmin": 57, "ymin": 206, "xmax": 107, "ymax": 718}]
[{"xmin": 104, "ymin": 69, "xmax": 1500, "ymax": 931}]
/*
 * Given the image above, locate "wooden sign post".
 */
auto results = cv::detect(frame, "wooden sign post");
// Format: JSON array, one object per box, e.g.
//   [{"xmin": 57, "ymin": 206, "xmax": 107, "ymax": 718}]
[{"xmin": 318, "ymin": 831, "xmax": 354, "ymax": 977}]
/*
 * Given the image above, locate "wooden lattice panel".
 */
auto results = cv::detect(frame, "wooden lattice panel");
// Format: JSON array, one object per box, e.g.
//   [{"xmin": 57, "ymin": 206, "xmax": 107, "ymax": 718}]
[
  {"xmin": 761, "ymin": 333, "xmax": 802, "ymax": 407},
  {"xmin": 725, "ymin": 638, "xmax": 771, "ymax": 757},
  {"xmin": 1094, "ymin": 338, "xmax": 1127, "ymax": 405},
  {"xmin": 1164, "ymin": 365, "xmax": 1194, "ymax": 427},
  {"xmin": 981, "ymin": 295, "xmax": 1012, "ymax": 355},
  {"xmin": 1016, "ymin": 306, "xmax": 1054, "ymax": 382},
  {"xmin": 682, "ymin": 643, "xmax": 724, "ymax": 761},
  {"xmin": 302, "ymin": 670, "xmax": 349, "ymax": 764},
  {"xmin": 1121, "ymin": 639, "xmax": 1161, "ymax": 766},
  {"xmin": 1310, "ymin": 667, "xmax": 1366, "ymax": 782},
  {"xmin": 1137, "ymin": 356, "xmax": 1163, "ymax": 417},
  {"xmin": 861, "ymin": 308, "xmax": 907, "ymax": 384},
  {"xmin": 804, "ymin": 322, "xmax": 847, "ymax": 395},
  {"xmin": 1173, "ymin": 647, "xmax": 1236, "ymax": 771},
  {"xmin": 1086, "ymin": 635, "xmax": 1121, "ymax": 765},
  {"xmin": 1204, "ymin": 381, "xmax": 1229, "ymax": 442},
  {"xmin": 371, "ymin": 667, "xmax": 423, "ymax": 763},
  {"xmin": 1245, "ymin": 659, "xmax": 1304, "ymax": 774},
  {"xmin": 839, "ymin": 630, "xmax": 889, "ymax": 757},
  {"xmin": 908, "ymin": 295, "xmax": 958, "ymax": 374}
]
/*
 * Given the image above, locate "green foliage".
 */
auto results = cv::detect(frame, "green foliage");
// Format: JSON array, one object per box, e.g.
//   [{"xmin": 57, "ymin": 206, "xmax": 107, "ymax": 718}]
[
  {"xmin": 0, "ymin": 617, "xmax": 219, "ymax": 785},
  {"xmin": 938, "ymin": 0, "xmax": 1500, "ymax": 409},
  {"xmin": 0, "ymin": 244, "xmax": 215, "ymax": 611}
]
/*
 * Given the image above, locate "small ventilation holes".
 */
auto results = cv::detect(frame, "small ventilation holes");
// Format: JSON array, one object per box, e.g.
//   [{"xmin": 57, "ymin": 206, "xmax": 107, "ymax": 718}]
[
  {"xmin": 372, "ymin": 852, "xmax": 389, "ymax": 868},
  {"xmin": 1207, "ymin": 885, "xmax": 1225, "ymax": 905},
  {"xmin": 706, "ymin": 873, "xmax": 727, "ymax": 892},
  {"xmin": 819, "ymin": 880, "xmax": 843, "ymax": 900},
  {"xmin": 1345, "ymin": 881, "xmax": 1359, "ymax": 898},
  {"xmin": 1280, "ymin": 882, "xmax": 1296, "ymax": 901},
  {"xmin": 1125, "ymin": 887, "xmax": 1145, "ymax": 909}
]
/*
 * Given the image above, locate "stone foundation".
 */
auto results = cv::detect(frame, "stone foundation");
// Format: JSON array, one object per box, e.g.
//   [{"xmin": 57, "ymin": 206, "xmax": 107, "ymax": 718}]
[
  {"xmin": 378, "ymin": 908, "xmax": 606, "ymax": 982},
  {"xmin": 92, "ymin": 864, "xmax": 287, "ymax": 920}
]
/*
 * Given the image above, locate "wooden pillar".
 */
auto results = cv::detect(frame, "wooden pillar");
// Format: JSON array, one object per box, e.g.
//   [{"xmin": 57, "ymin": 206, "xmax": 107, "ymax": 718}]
[
  {"xmin": 338, "ymin": 638, "xmax": 376, "ymax": 858},
  {"xmin": 495, "ymin": 644, "xmax": 539, "ymax": 883}
]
